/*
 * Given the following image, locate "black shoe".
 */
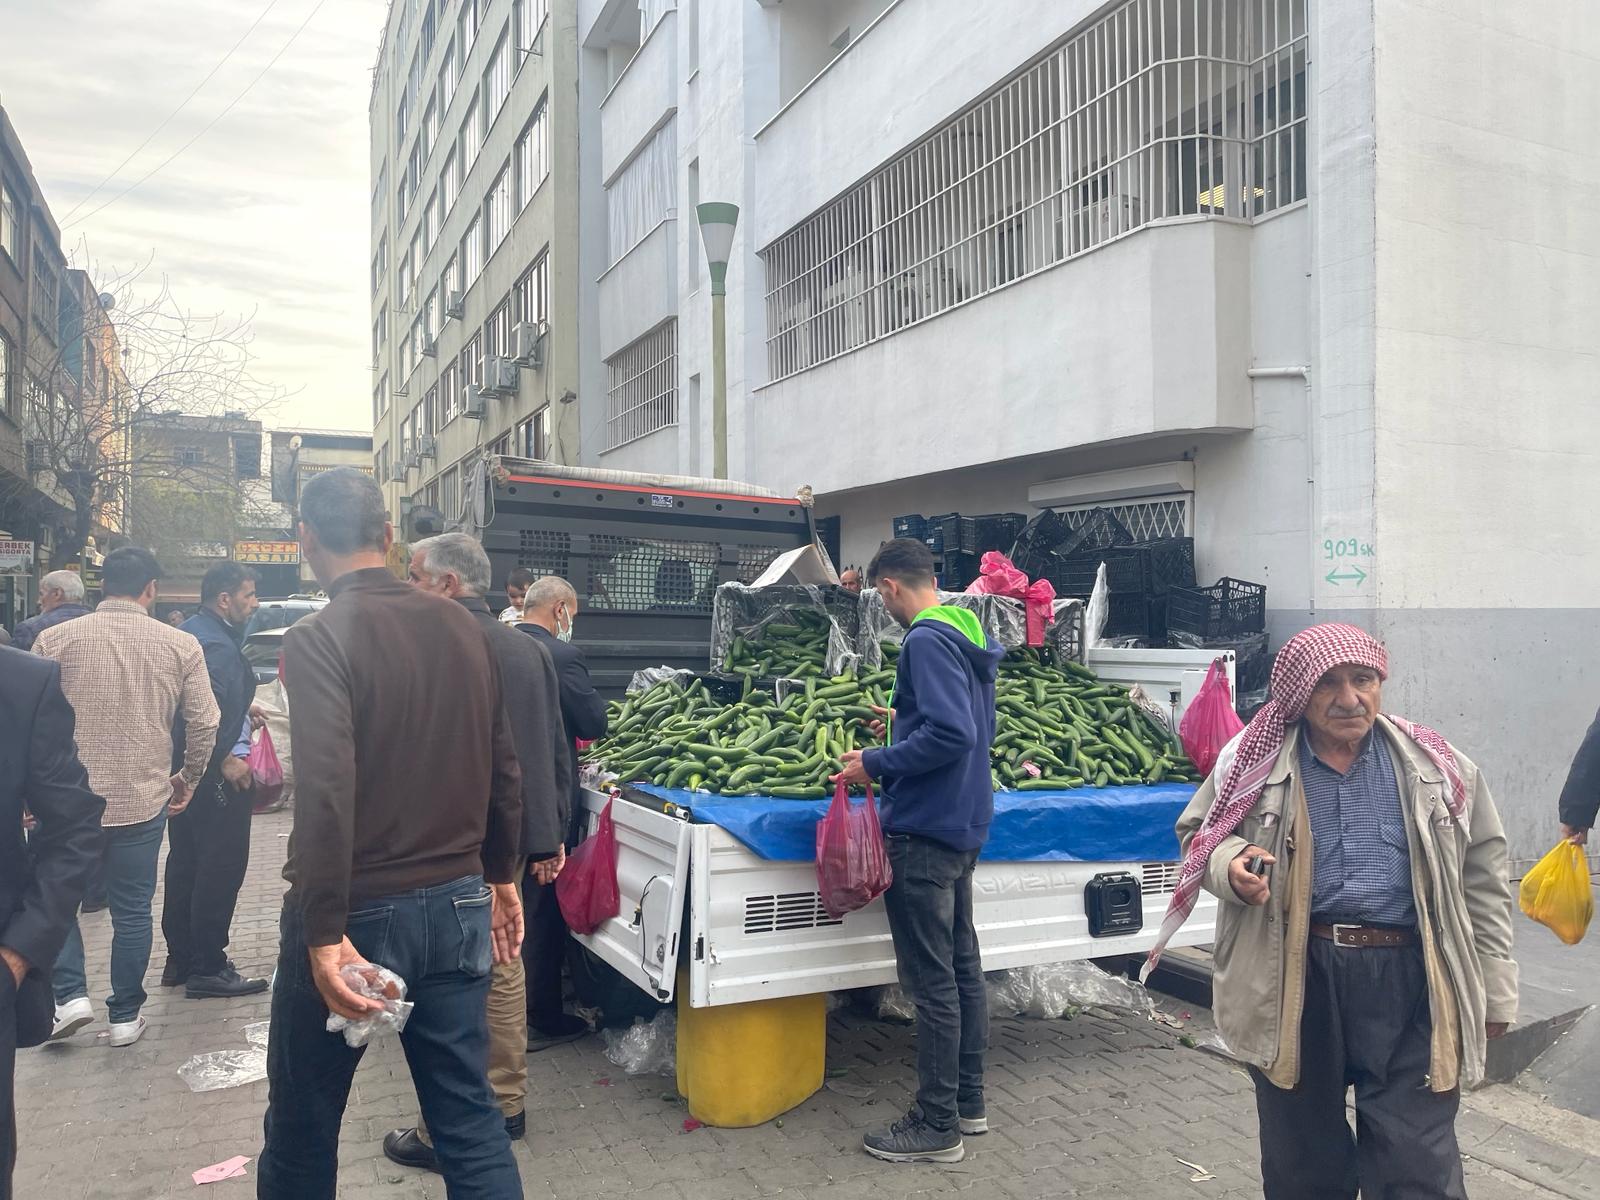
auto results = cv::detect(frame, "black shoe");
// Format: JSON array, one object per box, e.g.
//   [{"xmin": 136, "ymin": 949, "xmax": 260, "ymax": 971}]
[
  {"xmin": 863, "ymin": 1110, "xmax": 965, "ymax": 1164},
  {"xmin": 185, "ymin": 967, "xmax": 269, "ymax": 999},
  {"xmin": 81, "ymin": 898, "xmax": 108, "ymax": 914},
  {"xmin": 505, "ymin": 1110, "xmax": 525, "ymax": 1141},
  {"xmin": 159, "ymin": 960, "xmax": 191, "ymax": 988},
  {"xmin": 382, "ymin": 1128, "xmax": 441, "ymax": 1174},
  {"xmin": 527, "ymin": 1013, "xmax": 589, "ymax": 1052}
]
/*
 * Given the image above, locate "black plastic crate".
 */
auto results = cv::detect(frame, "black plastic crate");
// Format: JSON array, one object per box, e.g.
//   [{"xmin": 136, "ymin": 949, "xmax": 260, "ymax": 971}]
[
  {"xmin": 1101, "ymin": 594, "xmax": 1168, "ymax": 642},
  {"xmin": 1056, "ymin": 507, "xmax": 1135, "ymax": 560},
  {"xmin": 892, "ymin": 514, "xmax": 927, "ymax": 541},
  {"xmin": 1139, "ymin": 537, "xmax": 1196, "ymax": 595},
  {"xmin": 972, "ymin": 512, "xmax": 1026, "ymax": 554},
  {"xmin": 924, "ymin": 514, "xmax": 977, "ymax": 556},
  {"xmin": 1167, "ymin": 577, "xmax": 1267, "ymax": 639},
  {"xmin": 1010, "ymin": 510, "xmax": 1072, "ymax": 574},
  {"xmin": 938, "ymin": 550, "xmax": 982, "ymax": 592},
  {"xmin": 1044, "ymin": 546, "xmax": 1152, "ymax": 597}
]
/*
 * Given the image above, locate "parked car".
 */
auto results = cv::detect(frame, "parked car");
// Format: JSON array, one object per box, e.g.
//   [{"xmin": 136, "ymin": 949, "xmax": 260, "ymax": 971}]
[
  {"xmin": 243, "ymin": 595, "xmax": 326, "ymax": 637},
  {"xmin": 243, "ymin": 627, "xmax": 289, "ymax": 686}
]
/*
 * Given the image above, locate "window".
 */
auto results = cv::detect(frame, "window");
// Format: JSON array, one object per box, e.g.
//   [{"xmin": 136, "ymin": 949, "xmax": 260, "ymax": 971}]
[
  {"xmin": 372, "ymin": 162, "xmax": 388, "ymax": 227},
  {"xmin": 515, "ymin": 98, "xmax": 548, "ymax": 208},
  {"xmin": 177, "ymin": 446, "xmax": 203, "ymax": 468},
  {"xmin": 513, "ymin": 251, "xmax": 548, "ymax": 325},
  {"xmin": 486, "ymin": 161, "xmax": 512, "ymax": 254},
  {"xmin": 421, "ymin": 386, "xmax": 438, "ymax": 437},
  {"xmin": 420, "ymin": 2, "xmax": 436, "ymax": 62},
  {"xmin": 462, "ymin": 214, "xmax": 482, "ymax": 285},
  {"xmin": 687, "ymin": 158, "xmax": 700, "ymax": 288},
  {"xmin": 639, "ymin": 0, "xmax": 673, "ymax": 37},
  {"xmin": 401, "ymin": 413, "xmax": 415, "ymax": 458},
  {"xmin": 484, "ymin": 300, "xmax": 511, "ymax": 360},
  {"xmin": 1061, "ymin": 498, "xmax": 1192, "ymax": 541},
  {"xmin": 606, "ymin": 118, "xmax": 675, "ymax": 265},
  {"xmin": 31, "ymin": 248, "xmax": 58, "ymax": 332},
  {"xmin": 458, "ymin": 0, "xmax": 482, "ymax": 59},
  {"xmin": 760, "ymin": 0, "xmax": 1309, "ymax": 381},
  {"xmin": 484, "ymin": 27, "xmax": 512, "ymax": 124},
  {"xmin": 440, "ymin": 360, "xmax": 460, "ymax": 421},
  {"xmin": 441, "ymin": 464, "xmax": 459, "ymax": 521},
  {"xmin": 517, "ymin": 404, "xmax": 550, "ymax": 459},
  {"xmin": 233, "ymin": 435, "xmax": 261, "ymax": 479},
  {"xmin": 0, "ymin": 179, "xmax": 20, "ymax": 262},
  {"xmin": 515, "ymin": 0, "xmax": 549, "ymax": 53},
  {"xmin": 373, "ymin": 305, "xmax": 388, "ymax": 362},
  {"xmin": 421, "ymin": 286, "xmax": 439, "ymax": 345},
  {"xmin": 605, "ymin": 321, "xmax": 677, "ymax": 450},
  {"xmin": 371, "ymin": 232, "xmax": 388, "ymax": 296},
  {"xmin": 461, "ymin": 93, "xmax": 482, "ymax": 172},
  {"xmin": 397, "ymin": 179, "xmax": 409, "ymax": 225},
  {"xmin": 442, "ymin": 145, "xmax": 459, "ymax": 215},
  {"xmin": 461, "ymin": 331, "xmax": 483, "ymax": 388},
  {"xmin": 423, "ymin": 190, "xmax": 439, "ymax": 254},
  {"xmin": 0, "ymin": 331, "xmax": 13, "ymax": 416},
  {"xmin": 409, "ymin": 231, "xmax": 423, "ymax": 291},
  {"xmin": 398, "ymin": 247, "xmax": 412, "ymax": 305},
  {"xmin": 420, "ymin": 95, "xmax": 437, "ymax": 162},
  {"xmin": 688, "ymin": 0, "xmax": 699, "ymax": 71},
  {"xmin": 439, "ymin": 36, "xmax": 458, "ymax": 109},
  {"xmin": 441, "ymin": 252, "xmax": 459, "ymax": 302},
  {"xmin": 374, "ymin": 375, "xmax": 388, "ymax": 426},
  {"xmin": 490, "ymin": 432, "xmax": 512, "ymax": 457}
]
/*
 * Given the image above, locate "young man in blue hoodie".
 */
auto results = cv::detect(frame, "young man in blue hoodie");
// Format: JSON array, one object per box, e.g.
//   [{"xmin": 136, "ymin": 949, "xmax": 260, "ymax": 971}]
[{"xmin": 836, "ymin": 538, "xmax": 1002, "ymax": 1164}]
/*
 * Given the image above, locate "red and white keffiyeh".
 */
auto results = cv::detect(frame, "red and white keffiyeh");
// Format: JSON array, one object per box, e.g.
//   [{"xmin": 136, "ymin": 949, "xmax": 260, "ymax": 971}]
[{"xmin": 1142, "ymin": 623, "xmax": 1465, "ymax": 979}]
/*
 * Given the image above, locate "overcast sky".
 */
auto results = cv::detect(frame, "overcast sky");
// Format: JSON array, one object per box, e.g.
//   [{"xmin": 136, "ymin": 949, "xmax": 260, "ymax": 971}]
[{"xmin": 0, "ymin": 0, "xmax": 388, "ymax": 432}]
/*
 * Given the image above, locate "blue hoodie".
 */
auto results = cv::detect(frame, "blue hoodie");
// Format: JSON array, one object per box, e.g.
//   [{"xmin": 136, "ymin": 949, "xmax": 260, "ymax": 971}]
[{"xmin": 861, "ymin": 605, "xmax": 1003, "ymax": 851}]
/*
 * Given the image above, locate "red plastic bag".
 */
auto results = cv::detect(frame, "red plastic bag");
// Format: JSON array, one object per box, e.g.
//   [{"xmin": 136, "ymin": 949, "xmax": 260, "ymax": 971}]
[
  {"xmin": 557, "ymin": 798, "xmax": 621, "ymax": 934},
  {"xmin": 815, "ymin": 781, "xmax": 894, "ymax": 920},
  {"xmin": 965, "ymin": 551, "xmax": 1056, "ymax": 646},
  {"xmin": 248, "ymin": 726, "xmax": 285, "ymax": 813},
  {"xmin": 1179, "ymin": 658, "xmax": 1245, "ymax": 777}
]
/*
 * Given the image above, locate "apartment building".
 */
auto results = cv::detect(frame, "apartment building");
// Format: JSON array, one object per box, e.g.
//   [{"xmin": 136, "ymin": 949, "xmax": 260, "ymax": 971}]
[
  {"xmin": 368, "ymin": 0, "xmax": 582, "ymax": 530},
  {"xmin": 578, "ymin": 0, "xmax": 1600, "ymax": 863}
]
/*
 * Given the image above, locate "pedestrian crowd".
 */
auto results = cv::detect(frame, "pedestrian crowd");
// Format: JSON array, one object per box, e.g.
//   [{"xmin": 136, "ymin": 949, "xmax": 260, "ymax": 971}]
[{"xmin": 0, "ymin": 493, "xmax": 1590, "ymax": 1199}]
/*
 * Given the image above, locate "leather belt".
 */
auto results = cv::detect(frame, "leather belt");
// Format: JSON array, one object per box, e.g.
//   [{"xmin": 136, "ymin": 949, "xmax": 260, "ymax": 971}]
[{"xmin": 1311, "ymin": 923, "xmax": 1417, "ymax": 949}]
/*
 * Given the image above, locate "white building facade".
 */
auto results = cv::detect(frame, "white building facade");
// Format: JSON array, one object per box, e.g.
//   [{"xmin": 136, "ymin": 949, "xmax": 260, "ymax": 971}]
[
  {"xmin": 580, "ymin": 0, "xmax": 1598, "ymax": 865},
  {"xmin": 369, "ymin": 0, "xmax": 583, "ymax": 532}
]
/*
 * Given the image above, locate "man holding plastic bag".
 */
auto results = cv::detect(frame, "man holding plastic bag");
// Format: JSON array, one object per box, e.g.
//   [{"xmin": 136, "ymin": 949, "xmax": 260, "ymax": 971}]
[
  {"xmin": 1152, "ymin": 624, "xmax": 1518, "ymax": 1200},
  {"xmin": 258, "ymin": 470, "xmax": 526, "ymax": 1200},
  {"xmin": 835, "ymin": 539, "xmax": 1001, "ymax": 1166}
]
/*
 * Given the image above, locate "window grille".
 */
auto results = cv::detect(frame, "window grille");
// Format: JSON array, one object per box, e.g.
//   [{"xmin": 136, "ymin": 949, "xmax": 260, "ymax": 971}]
[
  {"xmin": 605, "ymin": 321, "xmax": 677, "ymax": 450},
  {"xmin": 762, "ymin": 0, "xmax": 1308, "ymax": 381},
  {"xmin": 606, "ymin": 119, "xmax": 676, "ymax": 265},
  {"xmin": 1061, "ymin": 496, "xmax": 1192, "ymax": 541}
]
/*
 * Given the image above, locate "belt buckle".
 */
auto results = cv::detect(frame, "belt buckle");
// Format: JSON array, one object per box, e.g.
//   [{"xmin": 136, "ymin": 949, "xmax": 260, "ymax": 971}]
[{"xmin": 1331, "ymin": 923, "xmax": 1363, "ymax": 948}]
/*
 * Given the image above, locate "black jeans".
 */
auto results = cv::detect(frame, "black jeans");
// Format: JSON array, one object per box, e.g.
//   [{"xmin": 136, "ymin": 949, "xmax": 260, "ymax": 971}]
[
  {"xmin": 161, "ymin": 772, "xmax": 254, "ymax": 977},
  {"xmin": 521, "ymin": 872, "xmax": 567, "ymax": 1030},
  {"xmin": 1252, "ymin": 935, "xmax": 1466, "ymax": 1200},
  {"xmin": 0, "ymin": 969, "xmax": 15, "ymax": 1200},
  {"xmin": 257, "ymin": 875, "xmax": 521, "ymax": 1200},
  {"xmin": 881, "ymin": 833, "xmax": 987, "ymax": 1133}
]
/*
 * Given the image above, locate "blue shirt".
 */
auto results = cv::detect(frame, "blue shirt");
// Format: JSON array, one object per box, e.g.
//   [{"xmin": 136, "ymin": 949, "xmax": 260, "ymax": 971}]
[{"xmin": 1299, "ymin": 727, "xmax": 1417, "ymax": 927}]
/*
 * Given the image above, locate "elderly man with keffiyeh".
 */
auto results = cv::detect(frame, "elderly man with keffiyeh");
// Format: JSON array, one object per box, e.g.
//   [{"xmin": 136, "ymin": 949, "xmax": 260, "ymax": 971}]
[{"xmin": 1149, "ymin": 623, "xmax": 1517, "ymax": 1200}]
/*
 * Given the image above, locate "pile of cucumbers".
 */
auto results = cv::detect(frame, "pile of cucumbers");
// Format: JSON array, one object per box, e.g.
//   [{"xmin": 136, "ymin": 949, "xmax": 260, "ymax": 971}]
[
  {"xmin": 722, "ymin": 608, "xmax": 836, "ymax": 678},
  {"xmin": 586, "ymin": 641, "xmax": 1200, "ymax": 798}
]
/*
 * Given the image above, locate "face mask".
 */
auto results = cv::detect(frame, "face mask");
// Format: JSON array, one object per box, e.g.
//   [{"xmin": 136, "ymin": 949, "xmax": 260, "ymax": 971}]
[{"xmin": 556, "ymin": 607, "xmax": 574, "ymax": 642}]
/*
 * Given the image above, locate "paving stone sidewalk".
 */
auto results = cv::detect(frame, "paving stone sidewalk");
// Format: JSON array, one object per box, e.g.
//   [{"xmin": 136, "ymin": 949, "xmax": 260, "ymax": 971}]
[{"xmin": 13, "ymin": 809, "xmax": 1598, "ymax": 1199}]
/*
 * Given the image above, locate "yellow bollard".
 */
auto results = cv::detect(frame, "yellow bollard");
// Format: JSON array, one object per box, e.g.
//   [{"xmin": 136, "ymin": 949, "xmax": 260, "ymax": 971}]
[{"xmin": 676, "ymin": 985, "xmax": 826, "ymax": 1128}]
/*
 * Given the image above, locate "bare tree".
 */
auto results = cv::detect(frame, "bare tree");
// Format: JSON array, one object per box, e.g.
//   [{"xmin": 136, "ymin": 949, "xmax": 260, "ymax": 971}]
[{"xmin": 2, "ymin": 262, "xmax": 287, "ymax": 565}]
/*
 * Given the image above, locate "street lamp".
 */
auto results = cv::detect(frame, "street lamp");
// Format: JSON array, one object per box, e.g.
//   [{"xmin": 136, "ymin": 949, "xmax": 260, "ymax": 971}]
[{"xmin": 696, "ymin": 202, "xmax": 739, "ymax": 480}]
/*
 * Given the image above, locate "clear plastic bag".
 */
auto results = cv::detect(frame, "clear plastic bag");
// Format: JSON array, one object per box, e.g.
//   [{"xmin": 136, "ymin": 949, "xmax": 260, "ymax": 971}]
[
  {"xmin": 710, "ymin": 582, "xmax": 862, "ymax": 677},
  {"xmin": 325, "ymin": 964, "xmax": 413, "ymax": 1048},
  {"xmin": 858, "ymin": 589, "xmax": 1018, "ymax": 669},
  {"xmin": 602, "ymin": 1009, "xmax": 677, "ymax": 1076},
  {"xmin": 627, "ymin": 667, "xmax": 693, "ymax": 694},
  {"xmin": 986, "ymin": 962, "xmax": 1156, "ymax": 1021},
  {"xmin": 176, "ymin": 1021, "xmax": 272, "ymax": 1093},
  {"xmin": 1084, "ymin": 564, "xmax": 1110, "ymax": 649}
]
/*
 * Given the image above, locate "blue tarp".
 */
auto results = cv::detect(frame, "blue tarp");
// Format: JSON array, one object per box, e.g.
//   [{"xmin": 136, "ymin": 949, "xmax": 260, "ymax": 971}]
[{"xmin": 628, "ymin": 783, "xmax": 1197, "ymax": 863}]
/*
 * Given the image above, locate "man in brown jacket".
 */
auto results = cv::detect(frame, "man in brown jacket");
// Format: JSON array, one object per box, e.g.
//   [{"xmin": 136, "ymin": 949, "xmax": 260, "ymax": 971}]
[{"xmin": 256, "ymin": 468, "xmax": 525, "ymax": 1200}]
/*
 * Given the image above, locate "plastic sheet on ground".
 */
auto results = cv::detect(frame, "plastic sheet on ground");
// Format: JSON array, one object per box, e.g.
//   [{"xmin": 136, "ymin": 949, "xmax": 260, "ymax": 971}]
[
  {"xmin": 710, "ymin": 582, "xmax": 861, "ymax": 677},
  {"xmin": 602, "ymin": 1009, "xmax": 677, "ymax": 1076},
  {"xmin": 985, "ymin": 962, "xmax": 1156, "ymax": 1022},
  {"xmin": 177, "ymin": 1021, "xmax": 272, "ymax": 1093}
]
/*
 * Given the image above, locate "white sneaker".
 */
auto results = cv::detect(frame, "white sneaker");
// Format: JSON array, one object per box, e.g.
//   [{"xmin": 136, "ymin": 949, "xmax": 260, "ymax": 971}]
[
  {"xmin": 49, "ymin": 997, "xmax": 94, "ymax": 1042},
  {"xmin": 108, "ymin": 1016, "xmax": 148, "ymax": 1047}
]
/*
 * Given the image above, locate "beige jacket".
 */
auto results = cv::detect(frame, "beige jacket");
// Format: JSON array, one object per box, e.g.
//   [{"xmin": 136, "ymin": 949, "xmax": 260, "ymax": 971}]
[{"xmin": 1176, "ymin": 718, "xmax": 1518, "ymax": 1091}]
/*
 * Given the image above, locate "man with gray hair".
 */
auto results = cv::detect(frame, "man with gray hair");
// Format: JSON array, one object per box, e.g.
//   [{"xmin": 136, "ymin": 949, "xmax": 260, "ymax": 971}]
[
  {"xmin": 516, "ymin": 575, "xmax": 607, "ymax": 1045},
  {"xmin": 379, "ymin": 533, "xmax": 572, "ymax": 1173},
  {"xmin": 10, "ymin": 571, "xmax": 91, "ymax": 653},
  {"xmin": 258, "ymin": 468, "xmax": 525, "ymax": 1199}
]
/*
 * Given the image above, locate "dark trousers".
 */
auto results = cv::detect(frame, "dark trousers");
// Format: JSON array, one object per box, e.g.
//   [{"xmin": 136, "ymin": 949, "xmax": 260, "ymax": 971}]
[
  {"xmin": 161, "ymin": 773, "xmax": 254, "ymax": 977},
  {"xmin": 1252, "ymin": 935, "xmax": 1466, "ymax": 1200},
  {"xmin": 0, "ymin": 970, "xmax": 15, "ymax": 1200},
  {"xmin": 521, "ymin": 872, "xmax": 567, "ymax": 1030},
  {"xmin": 881, "ymin": 833, "xmax": 988, "ymax": 1133},
  {"xmin": 257, "ymin": 875, "xmax": 521, "ymax": 1200}
]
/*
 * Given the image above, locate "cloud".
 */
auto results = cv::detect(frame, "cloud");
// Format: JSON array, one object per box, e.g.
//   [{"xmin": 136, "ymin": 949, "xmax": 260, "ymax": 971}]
[{"xmin": 0, "ymin": 0, "xmax": 389, "ymax": 432}]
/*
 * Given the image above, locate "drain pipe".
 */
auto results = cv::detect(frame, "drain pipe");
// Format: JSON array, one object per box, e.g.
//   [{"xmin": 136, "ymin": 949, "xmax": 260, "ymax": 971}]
[{"xmin": 1246, "ymin": 365, "xmax": 1315, "ymax": 617}]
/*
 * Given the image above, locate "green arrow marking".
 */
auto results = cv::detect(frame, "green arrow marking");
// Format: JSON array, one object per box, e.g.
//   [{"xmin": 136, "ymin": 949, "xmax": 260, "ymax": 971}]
[{"xmin": 1325, "ymin": 565, "xmax": 1368, "ymax": 586}]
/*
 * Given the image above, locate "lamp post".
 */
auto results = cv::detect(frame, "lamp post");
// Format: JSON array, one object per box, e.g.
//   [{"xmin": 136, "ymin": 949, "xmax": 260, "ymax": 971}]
[{"xmin": 696, "ymin": 202, "xmax": 739, "ymax": 480}]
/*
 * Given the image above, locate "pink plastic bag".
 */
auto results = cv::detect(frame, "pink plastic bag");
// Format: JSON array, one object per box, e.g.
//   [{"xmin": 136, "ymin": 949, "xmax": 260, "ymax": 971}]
[
  {"xmin": 815, "ymin": 781, "xmax": 894, "ymax": 920},
  {"xmin": 248, "ymin": 727, "xmax": 285, "ymax": 813},
  {"xmin": 965, "ymin": 551, "xmax": 1056, "ymax": 646},
  {"xmin": 1179, "ymin": 658, "xmax": 1245, "ymax": 777},
  {"xmin": 557, "ymin": 798, "xmax": 621, "ymax": 934}
]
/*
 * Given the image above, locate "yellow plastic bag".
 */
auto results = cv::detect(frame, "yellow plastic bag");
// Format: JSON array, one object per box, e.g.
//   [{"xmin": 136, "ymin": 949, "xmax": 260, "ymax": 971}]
[{"xmin": 1519, "ymin": 841, "xmax": 1594, "ymax": 946}]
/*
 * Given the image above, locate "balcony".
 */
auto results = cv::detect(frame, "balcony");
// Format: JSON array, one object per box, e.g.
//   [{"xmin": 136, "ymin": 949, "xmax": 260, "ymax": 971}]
[
  {"xmin": 600, "ymin": 8, "xmax": 678, "ymax": 183},
  {"xmin": 598, "ymin": 217, "xmax": 677, "ymax": 360},
  {"xmin": 747, "ymin": 218, "xmax": 1256, "ymax": 496}
]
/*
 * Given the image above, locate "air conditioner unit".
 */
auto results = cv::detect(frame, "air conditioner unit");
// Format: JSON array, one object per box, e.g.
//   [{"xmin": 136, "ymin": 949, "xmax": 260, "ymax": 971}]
[
  {"xmin": 512, "ymin": 320, "xmax": 548, "ymax": 369},
  {"xmin": 387, "ymin": 463, "xmax": 407, "ymax": 483},
  {"xmin": 421, "ymin": 339, "xmax": 437, "ymax": 358},
  {"xmin": 481, "ymin": 355, "xmax": 519, "ymax": 397},
  {"xmin": 444, "ymin": 291, "xmax": 464, "ymax": 320},
  {"xmin": 24, "ymin": 439, "xmax": 48, "ymax": 473},
  {"xmin": 405, "ymin": 450, "xmax": 422, "ymax": 470},
  {"xmin": 418, "ymin": 435, "xmax": 438, "ymax": 459},
  {"xmin": 461, "ymin": 385, "xmax": 486, "ymax": 419}
]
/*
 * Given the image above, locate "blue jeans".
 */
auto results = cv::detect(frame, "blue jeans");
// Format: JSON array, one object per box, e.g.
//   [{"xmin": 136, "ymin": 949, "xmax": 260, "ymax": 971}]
[
  {"xmin": 53, "ymin": 810, "xmax": 167, "ymax": 1023},
  {"xmin": 881, "ymin": 833, "xmax": 988, "ymax": 1133},
  {"xmin": 257, "ymin": 875, "xmax": 521, "ymax": 1200}
]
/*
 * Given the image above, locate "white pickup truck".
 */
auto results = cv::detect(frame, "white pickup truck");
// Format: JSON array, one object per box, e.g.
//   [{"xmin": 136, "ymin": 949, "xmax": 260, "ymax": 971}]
[{"xmin": 574, "ymin": 647, "xmax": 1228, "ymax": 1009}]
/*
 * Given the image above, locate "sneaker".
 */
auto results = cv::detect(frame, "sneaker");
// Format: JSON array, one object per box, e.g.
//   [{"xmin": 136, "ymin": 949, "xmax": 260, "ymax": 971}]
[
  {"xmin": 186, "ymin": 967, "xmax": 269, "ymax": 999},
  {"xmin": 863, "ymin": 1111, "xmax": 965, "ymax": 1164},
  {"xmin": 382, "ymin": 1128, "xmax": 441, "ymax": 1174},
  {"xmin": 959, "ymin": 1110, "xmax": 989, "ymax": 1136},
  {"xmin": 505, "ymin": 1110, "xmax": 526, "ymax": 1141},
  {"xmin": 526, "ymin": 1013, "xmax": 590, "ymax": 1052},
  {"xmin": 108, "ymin": 1016, "xmax": 148, "ymax": 1047},
  {"xmin": 49, "ymin": 997, "xmax": 94, "ymax": 1042}
]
